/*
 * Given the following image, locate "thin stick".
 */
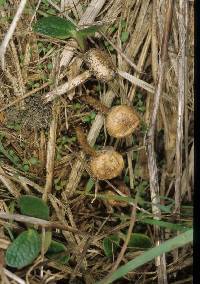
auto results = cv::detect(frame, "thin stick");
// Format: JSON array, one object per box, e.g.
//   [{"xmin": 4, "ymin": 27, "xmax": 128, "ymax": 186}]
[
  {"xmin": 3, "ymin": 268, "xmax": 25, "ymax": 284},
  {"xmin": 147, "ymin": 1, "xmax": 174, "ymax": 283},
  {"xmin": 111, "ymin": 200, "xmax": 138, "ymax": 272},
  {"xmin": 0, "ymin": 0, "xmax": 27, "ymax": 69},
  {"xmin": 100, "ymin": 30, "xmax": 141, "ymax": 73},
  {"xmin": 0, "ymin": 212, "xmax": 86, "ymax": 234}
]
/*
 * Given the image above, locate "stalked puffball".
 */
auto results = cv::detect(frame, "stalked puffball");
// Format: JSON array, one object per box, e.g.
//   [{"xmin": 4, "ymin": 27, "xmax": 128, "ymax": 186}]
[
  {"xmin": 84, "ymin": 48, "xmax": 116, "ymax": 82},
  {"xmin": 89, "ymin": 148, "xmax": 124, "ymax": 180},
  {"xmin": 106, "ymin": 105, "xmax": 140, "ymax": 138}
]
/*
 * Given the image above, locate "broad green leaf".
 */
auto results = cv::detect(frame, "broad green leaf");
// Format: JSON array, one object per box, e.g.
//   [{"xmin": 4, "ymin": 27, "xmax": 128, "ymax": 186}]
[
  {"xmin": 103, "ymin": 235, "xmax": 120, "ymax": 257},
  {"xmin": 33, "ymin": 16, "xmax": 76, "ymax": 39},
  {"xmin": 96, "ymin": 229, "xmax": 193, "ymax": 284},
  {"xmin": 121, "ymin": 31, "xmax": 129, "ymax": 43},
  {"xmin": 46, "ymin": 240, "xmax": 69, "ymax": 264},
  {"xmin": 6, "ymin": 229, "xmax": 41, "ymax": 269},
  {"xmin": 19, "ymin": 195, "xmax": 50, "ymax": 220},
  {"xmin": 127, "ymin": 233, "xmax": 152, "ymax": 249}
]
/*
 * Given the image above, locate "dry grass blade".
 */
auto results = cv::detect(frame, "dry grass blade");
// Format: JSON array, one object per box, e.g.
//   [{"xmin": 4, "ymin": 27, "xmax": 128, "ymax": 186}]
[
  {"xmin": 0, "ymin": 0, "xmax": 27, "ymax": 69},
  {"xmin": 118, "ymin": 70, "xmax": 155, "ymax": 93},
  {"xmin": 147, "ymin": 1, "xmax": 174, "ymax": 283},
  {"xmin": 174, "ymin": 0, "xmax": 188, "ymax": 213},
  {"xmin": 43, "ymin": 103, "xmax": 59, "ymax": 202}
]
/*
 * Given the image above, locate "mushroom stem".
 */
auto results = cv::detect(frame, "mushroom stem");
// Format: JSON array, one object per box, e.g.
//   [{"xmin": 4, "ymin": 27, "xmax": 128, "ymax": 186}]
[
  {"xmin": 81, "ymin": 95, "xmax": 109, "ymax": 114},
  {"xmin": 43, "ymin": 70, "xmax": 91, "ymax": 103},
  {"xmin": 76, "ymin": 127, "xmax": 96, "ymax": 157}
]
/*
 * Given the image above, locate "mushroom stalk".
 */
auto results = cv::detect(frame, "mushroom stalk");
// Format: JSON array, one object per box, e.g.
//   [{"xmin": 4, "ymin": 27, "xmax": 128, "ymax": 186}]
[
  {"xmin": 81, "ymin": 95, "xmax": 109, "ymax": 114},
  {"xmin": 76, "ymin": 127, "xmax": 96, "ymax": 157}
]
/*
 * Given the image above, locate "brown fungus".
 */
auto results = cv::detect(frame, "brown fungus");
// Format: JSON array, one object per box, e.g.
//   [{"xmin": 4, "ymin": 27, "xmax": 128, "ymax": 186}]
[
  {"xmin": 76, "ymin": 127, "xmax": 124, "ymax": 180},
  {"xmin": 84, "ymin": 48, "xmax": 116, "ymax": 82},
  {"xmin": 106, "ymin": 105, "xmax": 140, "ymax": 138},
  {"xmin": 81, "ymin": 95, "xmax": 140, "ymax": 138},
  {"xmin": 89, "ymin": 148, "xmax": 124, "ymax": 180}
]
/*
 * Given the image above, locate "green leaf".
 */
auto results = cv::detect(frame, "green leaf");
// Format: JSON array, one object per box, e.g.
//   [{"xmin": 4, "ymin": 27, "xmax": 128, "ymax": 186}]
[
  {"xmin": 120, "ymin": 19, "xmax": 127, "ymax": 29},
  {"xmin": 77, "ymin": 25, "xmax": 100, "ymax": 37},
  {"xmin": 127, "ymin": 233, "xmax": 152, "ymax": 249},
  {"xmin": 33, "ymin": 16, "xmax": 76, "ymax": 39},
  {"xmin": 103, "ymin": 235, "xmax": 120, "ymax": 257},
  {"xmin": 19, "ymin": 195, "xmax": 50, "ymax": 220},
  {"xmin": 85, "ymin": 178, "xmax": 95, "ymax": 193},
  {"xmin": 28, "ymin": 157, "xmax": 40, "ymax": 165},
  {"xmin": 5, "ymin": 229, "xmax": 41, "ymax": 269},
  {"xmin": 43, "ymin": 231, "xmax": 52, "ymax": 254},
  {"xmin": 96, "ymin": 229, "xmax": 193, "ymax": 284},
  {"xmin": 121, "ymin": 31, "xmax": 129, "ymax": 43},
  {"xmin": 46, "ymin": 240, "xmax": 69, "ymax": 264},
  {"xmin": 0, "ymin": 0, "xmax": 6, "ymax": 6},
  {"xmin": 139, "ymin": 218, "xmax": 190, "ymax": 232}
]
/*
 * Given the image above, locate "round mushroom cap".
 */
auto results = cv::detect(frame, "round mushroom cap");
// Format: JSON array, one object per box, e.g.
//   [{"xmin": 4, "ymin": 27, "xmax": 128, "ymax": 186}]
[
  {"xmin": 106, "ymin": 105, "xmax": 140, "ymax": 138},
  {"xmin": 84, "ymin": 48, "xmax": 116, "ymax": 82},
  {"xmin": 89, "ymin": 149, "xmax": 124, "ymax": 180}
]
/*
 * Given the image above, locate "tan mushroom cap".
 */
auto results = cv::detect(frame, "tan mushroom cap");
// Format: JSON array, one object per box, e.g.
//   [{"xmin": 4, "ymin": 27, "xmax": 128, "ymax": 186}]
[
  {"xmin": 84, "ymin": 48, "xmax": 116, "ymax": 82},
  {"xmin": 89, "ymin": 148, "xmax": 124, "ymax": 180},
  {"xmin": 106, "ymin": 105, "xmax": 140, "ymax": 138}
]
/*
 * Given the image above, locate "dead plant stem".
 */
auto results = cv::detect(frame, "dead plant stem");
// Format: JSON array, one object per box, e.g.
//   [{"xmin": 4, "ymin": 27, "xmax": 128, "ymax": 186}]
[
  {"xmin": 0, "ymin": 0, "xmax": 27, "ymax": 69},
  {"xmin": 147, "ymin": 1, "xmax": 174, "ymax": 283}
]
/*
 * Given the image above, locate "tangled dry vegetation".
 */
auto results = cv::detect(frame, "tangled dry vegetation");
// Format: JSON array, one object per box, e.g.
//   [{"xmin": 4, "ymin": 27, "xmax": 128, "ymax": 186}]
[{"xmin": 0, "ymin": 0, "xmax": 193, "ymax": 283}]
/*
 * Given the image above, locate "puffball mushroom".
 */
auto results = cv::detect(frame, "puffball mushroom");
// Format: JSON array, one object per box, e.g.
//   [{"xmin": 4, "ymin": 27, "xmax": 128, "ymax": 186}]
[
  {"xmin": 43, "ymin": 48, "xmax": 116, "ymax": 103},
  {"xmin": 84, "ymin": 48, "xmax": 116, "ymax": 82},
  {"xmin": 89, "ymin": 148, "xmax": 124, "ymax": 180},
  {"xmin": 81, "ymin": 95, "xmax": 140, "ymax": 138},
  {"xmin": 106, "ymin": 105, "xmax": 140, "ymax": 138},
  {"xmin": 76, "ymin": 127, "xmax": 124, "ymax": 180}
]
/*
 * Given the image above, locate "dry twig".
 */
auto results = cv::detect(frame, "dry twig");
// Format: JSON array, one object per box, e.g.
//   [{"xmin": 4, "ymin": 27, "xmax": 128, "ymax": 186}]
[{"xmin": 0, "ymin": 0, "xmax": 27, "ymax": 69}]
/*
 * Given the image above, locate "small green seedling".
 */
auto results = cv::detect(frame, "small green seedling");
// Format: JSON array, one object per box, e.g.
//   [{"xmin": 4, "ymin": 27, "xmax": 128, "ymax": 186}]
[
  {"xmin": 5, "ymin": 195, "xmax": 70, "ymax": 269},
  {"xmin": 46, "ymin": 240, "xmax": 70, "ymax": 264},
  {"xmin": 103, "ymin": 235, "xmax": 120, "ymax": 257},
  {"xmin": 5, "ymin": 229, "xmax": 41, "ymax": 269},
  {"xmin": 82, "ymin": 111, "xmax": 96, "ymax": 123},
  {"xmin": 34, "ymin": 16, "xmax": 101, "ymax": 51},
  {"xmin": 127, "ymin": 233, "xmax": 152, "ymax": 249}
]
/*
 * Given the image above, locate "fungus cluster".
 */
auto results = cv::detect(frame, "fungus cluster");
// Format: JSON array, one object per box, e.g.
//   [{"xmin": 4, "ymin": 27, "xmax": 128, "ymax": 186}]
[{"xmin": 44, "ymin": 48, "xmax": 141, "ymax": 189}]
